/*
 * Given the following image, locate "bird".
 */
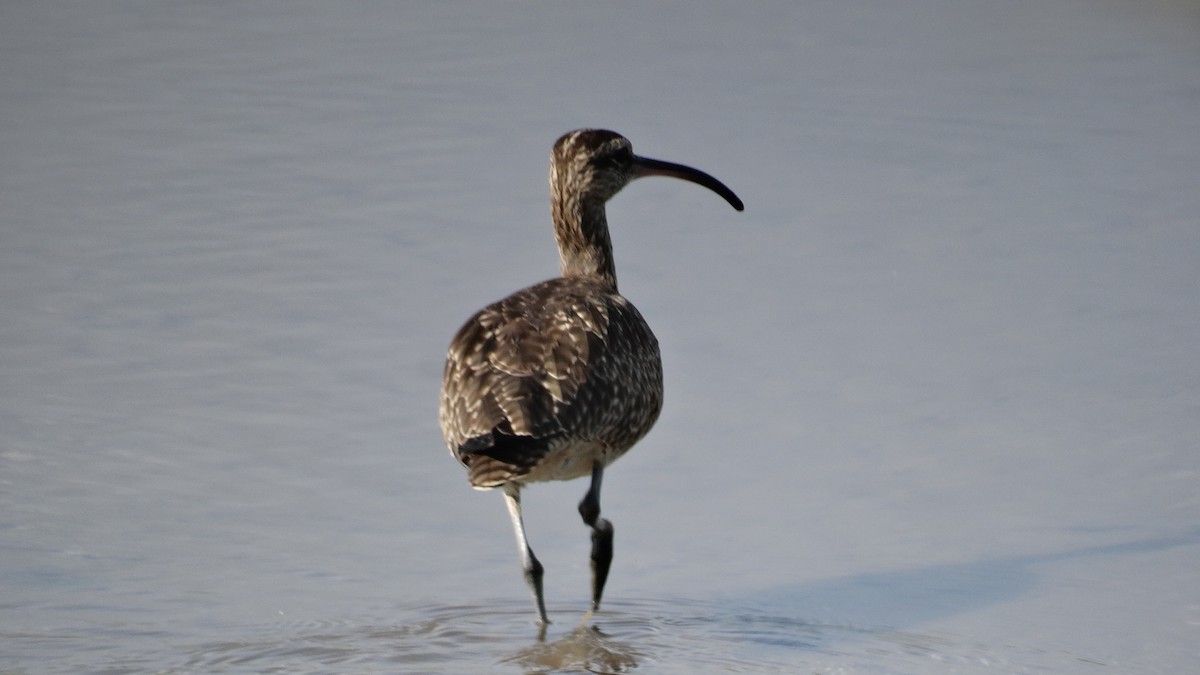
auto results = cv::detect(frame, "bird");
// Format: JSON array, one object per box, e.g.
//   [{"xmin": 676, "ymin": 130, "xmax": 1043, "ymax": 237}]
[{"xmin": 439, "ymin": 129, "xmax": 743, "ymax": 630}]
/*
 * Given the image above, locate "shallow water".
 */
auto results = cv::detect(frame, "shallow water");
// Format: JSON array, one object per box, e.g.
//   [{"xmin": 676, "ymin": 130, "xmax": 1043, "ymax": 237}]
[
  {"xmin": 3, "ymin": 1, "xmax": 1199, "ymax": 672},
  {"xmin": 2, "ymin": 598, "xmax": 1116, "ymax": 674}
]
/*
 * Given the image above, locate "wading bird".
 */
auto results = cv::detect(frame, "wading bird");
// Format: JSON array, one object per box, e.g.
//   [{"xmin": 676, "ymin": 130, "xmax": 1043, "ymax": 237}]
[{"xmin": 439, "ymin": 129, "xmax": 743, "ymax": 629}]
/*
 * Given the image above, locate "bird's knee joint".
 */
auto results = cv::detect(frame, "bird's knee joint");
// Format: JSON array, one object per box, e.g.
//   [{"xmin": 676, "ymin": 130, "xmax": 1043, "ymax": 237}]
[
  {"xmin": 578, "ymin": 499, "xmax": 601, "ymax": 527},
  {"xmin": 525, "ymin": 556, "xmax": 544, "ymax": 581},
  {"xmin": 592, "ymin": 517, "xmax": 613, "ymax": 539}
]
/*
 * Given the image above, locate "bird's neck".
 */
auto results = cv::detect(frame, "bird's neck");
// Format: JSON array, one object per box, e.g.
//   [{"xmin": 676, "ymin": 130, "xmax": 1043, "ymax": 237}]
[{"xmin": 552, "ymin": 194, "xmax": 618, "ymax": 289}]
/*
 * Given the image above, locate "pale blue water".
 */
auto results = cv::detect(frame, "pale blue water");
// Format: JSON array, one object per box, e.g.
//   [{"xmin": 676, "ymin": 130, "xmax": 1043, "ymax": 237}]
[{"xmin": 3, "ymin": 1, "xmax": 1198, "ymax": 672}]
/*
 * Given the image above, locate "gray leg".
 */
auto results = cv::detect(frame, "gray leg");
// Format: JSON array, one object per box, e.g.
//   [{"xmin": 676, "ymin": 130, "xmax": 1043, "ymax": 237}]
[
  {"xmin": 578, "ymin": 461, "xmax": 614, "ymax": 612},
  {"xmin": 503, "ymin": 484, "xmax": 549, "ymax": 628}
]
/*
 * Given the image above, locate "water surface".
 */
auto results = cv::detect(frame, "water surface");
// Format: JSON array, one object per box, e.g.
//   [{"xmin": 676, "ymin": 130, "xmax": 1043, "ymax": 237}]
[{"xmin": 3, "ymin": 1, "xmax": 1198, "ymax": 672}]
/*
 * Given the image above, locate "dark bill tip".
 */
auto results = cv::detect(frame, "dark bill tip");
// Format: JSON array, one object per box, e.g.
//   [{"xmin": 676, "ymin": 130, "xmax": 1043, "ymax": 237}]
[{"xmin": 633, "ymin": 156, "xmax": 744, "ymax": 212}]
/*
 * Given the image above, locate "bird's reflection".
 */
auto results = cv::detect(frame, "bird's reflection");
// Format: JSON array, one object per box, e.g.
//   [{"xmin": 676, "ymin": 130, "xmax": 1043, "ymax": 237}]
[{"xmin": 504, "ymin": 622, "xmax": 639, "ymax": 674}]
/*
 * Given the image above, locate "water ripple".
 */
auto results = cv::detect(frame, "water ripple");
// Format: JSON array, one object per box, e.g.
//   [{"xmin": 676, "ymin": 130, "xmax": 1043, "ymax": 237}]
[{"xmin": 146, "ymin": 598, "xmax": 1110, "ymax": 674}]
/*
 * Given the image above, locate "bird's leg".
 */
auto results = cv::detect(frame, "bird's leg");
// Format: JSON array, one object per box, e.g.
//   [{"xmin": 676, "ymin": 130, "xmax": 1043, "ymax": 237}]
[
  {"xmin": 503, "ymin": 484, "xmax": 549, "ymax": 631},
  {"xmin": 578, "ymin": 461, "xmax": 614, "ymax": 619}
]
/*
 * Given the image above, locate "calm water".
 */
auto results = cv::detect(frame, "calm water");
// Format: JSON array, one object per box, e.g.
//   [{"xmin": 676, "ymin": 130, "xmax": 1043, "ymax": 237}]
[{"xmin": 3, "ymin": 1, "xmax": 1199, "ymax": 672}]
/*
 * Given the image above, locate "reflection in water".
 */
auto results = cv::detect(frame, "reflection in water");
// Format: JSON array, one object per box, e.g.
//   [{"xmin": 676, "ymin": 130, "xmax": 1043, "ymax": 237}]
[{"xmin": 505, "ymin": 624, "xmax": 639, "ymax": 674}]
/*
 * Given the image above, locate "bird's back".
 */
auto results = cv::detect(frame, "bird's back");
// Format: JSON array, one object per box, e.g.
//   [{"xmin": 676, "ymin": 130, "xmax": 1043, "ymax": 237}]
[{"xmin": 440, "ymin": 276, "xmax": 663, "ymax": 488}]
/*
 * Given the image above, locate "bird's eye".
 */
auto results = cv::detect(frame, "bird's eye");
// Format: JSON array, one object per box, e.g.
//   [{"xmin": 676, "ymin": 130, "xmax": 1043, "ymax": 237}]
[{"xmin": 591, "ymin": 147, "xmax": 632, "ymax": 170}]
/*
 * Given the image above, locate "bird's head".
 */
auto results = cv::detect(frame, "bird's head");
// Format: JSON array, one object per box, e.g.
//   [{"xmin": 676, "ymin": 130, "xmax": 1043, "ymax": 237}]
[{"xmin": 550, "ymin": 129, "xmax": 743, "ymax": 211}]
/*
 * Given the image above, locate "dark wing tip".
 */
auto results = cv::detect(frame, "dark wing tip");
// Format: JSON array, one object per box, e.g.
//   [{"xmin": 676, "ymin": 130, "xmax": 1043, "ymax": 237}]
[{"xmin": 458, "ymin": 429, "xmax": 548, "ymax": 468}]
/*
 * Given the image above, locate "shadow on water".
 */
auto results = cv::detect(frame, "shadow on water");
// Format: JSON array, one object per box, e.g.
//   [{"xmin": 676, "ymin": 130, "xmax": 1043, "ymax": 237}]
[
  {"xmin": 160, "ymin": 530, "xmax": 1196, "ymax": 673},
  {"xmin": 747, "ymin": 528, "xmax": 1200, "ymax": 629}
]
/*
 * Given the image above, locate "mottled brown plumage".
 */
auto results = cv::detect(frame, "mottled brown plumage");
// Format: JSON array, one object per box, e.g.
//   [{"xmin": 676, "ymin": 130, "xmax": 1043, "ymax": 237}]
[
  {"xmin": 441, "ymin": 276, "xmax": 662, "ymax": 488},
  {"xmin": 438, "ymin": 129, "xmax": 742, "ymax": 630}
]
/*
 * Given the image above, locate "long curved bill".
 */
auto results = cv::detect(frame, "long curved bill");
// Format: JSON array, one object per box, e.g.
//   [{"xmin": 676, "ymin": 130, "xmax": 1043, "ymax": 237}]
[{"xmin": 632, "ymin": 156, "xmax": 744, "ymax": 212}]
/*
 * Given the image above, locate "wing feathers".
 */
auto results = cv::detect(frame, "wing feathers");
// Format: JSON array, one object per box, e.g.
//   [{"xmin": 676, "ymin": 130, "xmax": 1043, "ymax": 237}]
[{"xmin": 439, "ymin": 277, "xmax": 661, "ymax": 487}]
